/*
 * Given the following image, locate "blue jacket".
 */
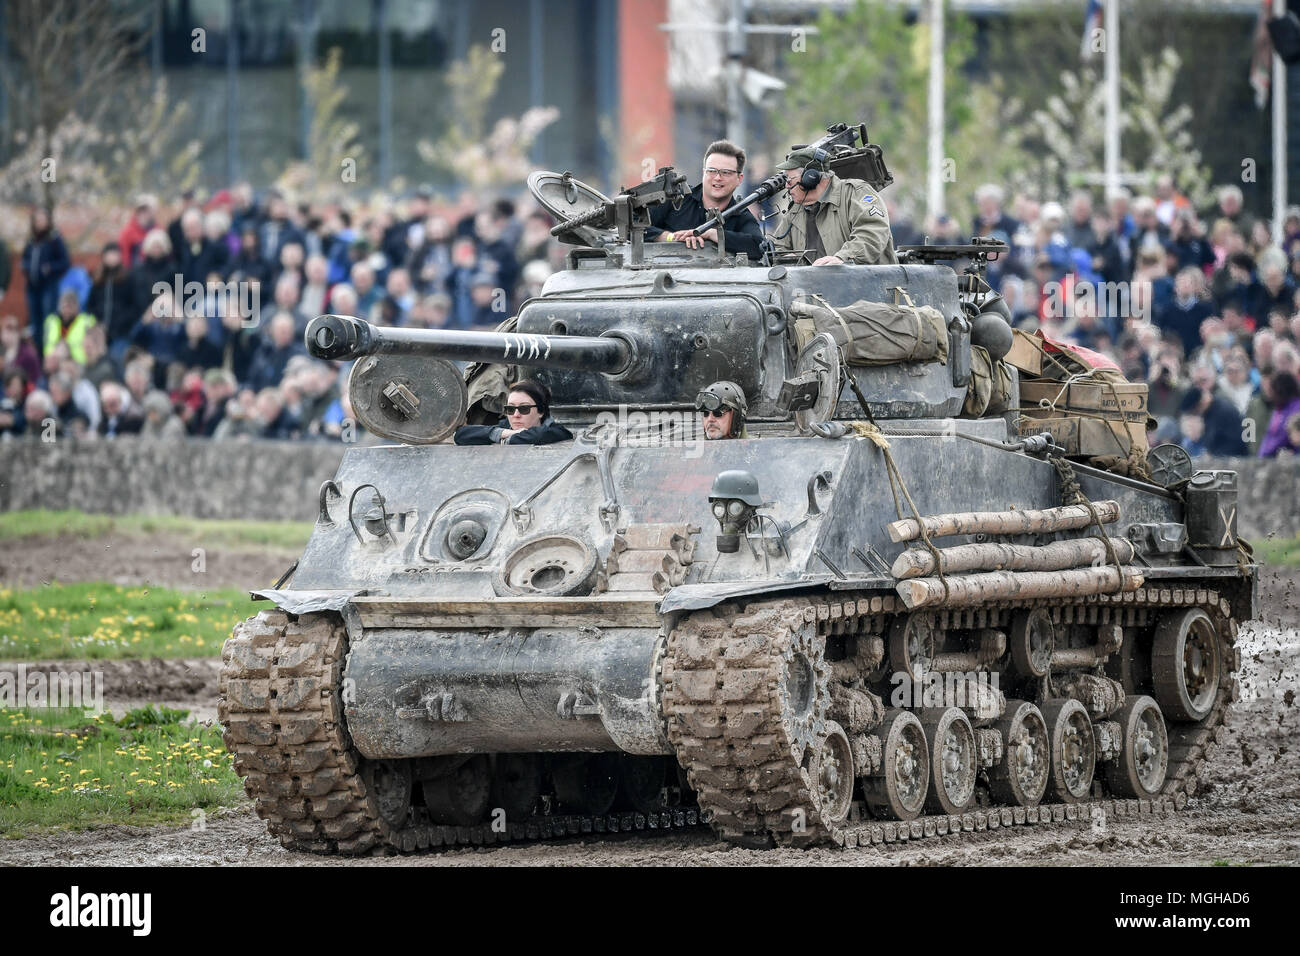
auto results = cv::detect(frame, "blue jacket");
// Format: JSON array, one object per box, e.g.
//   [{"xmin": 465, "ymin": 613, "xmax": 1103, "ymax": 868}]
[{"xmin": 21, "ymin": 233, "xmax": 70, "ymax": 293}]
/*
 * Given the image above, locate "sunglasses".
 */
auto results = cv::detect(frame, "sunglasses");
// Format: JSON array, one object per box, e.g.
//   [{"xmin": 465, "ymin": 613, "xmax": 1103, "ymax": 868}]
[
  {"xmin": 700, "ymin": 409, "xmax": 729, "ymax": 420},
  {"xmin": 503, "ymin": 404, "xmax": 537, "ymax": 416}
]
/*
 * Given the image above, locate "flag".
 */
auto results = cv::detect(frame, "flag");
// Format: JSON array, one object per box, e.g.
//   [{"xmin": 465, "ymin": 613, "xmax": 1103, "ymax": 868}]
[
  {"xmin": 1081, "ymin": 0, "xmax": 1104, "ymax": 62},
  {"xmin": 1251, "ymin": 0, "xmax": 1273, "ymax": 109}
]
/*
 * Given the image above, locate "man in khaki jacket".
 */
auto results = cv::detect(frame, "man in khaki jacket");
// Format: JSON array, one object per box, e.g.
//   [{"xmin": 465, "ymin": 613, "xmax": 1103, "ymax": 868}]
[{"xmin": 772, "ymin": 146, "xmax": 898, "ymax": 266}]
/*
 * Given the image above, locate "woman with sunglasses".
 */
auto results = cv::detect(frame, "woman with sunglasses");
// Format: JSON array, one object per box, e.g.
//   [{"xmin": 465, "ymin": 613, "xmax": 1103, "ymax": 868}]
[{"xmin": 454, "ymin": 378, "xmax": 573, "ymax": 445}]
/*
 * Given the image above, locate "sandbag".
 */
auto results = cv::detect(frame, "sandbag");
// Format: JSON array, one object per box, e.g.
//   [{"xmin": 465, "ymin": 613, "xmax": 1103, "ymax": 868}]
[{"xmin": 789, "ymin": 297, "xmax": 948, "ymax": 366}]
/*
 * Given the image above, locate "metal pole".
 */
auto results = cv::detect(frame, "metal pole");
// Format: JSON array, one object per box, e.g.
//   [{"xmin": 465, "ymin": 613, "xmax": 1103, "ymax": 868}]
[
  {"xmin": 297, "ymin": 0, "xmax": 315, "ymax": 163},
  {"xmin": 593, "ymin": 0, "xmax": 617, "ymax": 190},
  {"xmin": 227, "ymin": 0, "xmax": 240, "ymax": 183},
  {"xmin": 1274, "ymin": 0, "xmax": 1288, "ymax": 246},
  {"xmin": 0, "ymin": 3, "xmax": 8, "ymax": 145},
  {"xmin": 726, "ymin": 0, "xmax": 746, "ymax": 149},
  {"xmin": 1104, "ymin": 0, "xmax": 1120, "ymax": 199},
  {"xmin": 152, "ymin": 0, "xmax": 163, "ymax": 183},
  {"xmin": 378, "ymin": 0, "xmax": 392, "ymax": 187},
  {"xmin": 529, "ymin": 0, "xmax": 544, "ymax": 164},
  {"xmin": 152, "ymin": 0, "xmax": 162, "ymax": 78},
  {"xmin": 926, "ymin": 0, "xmax": 944, "ymax": 222}
]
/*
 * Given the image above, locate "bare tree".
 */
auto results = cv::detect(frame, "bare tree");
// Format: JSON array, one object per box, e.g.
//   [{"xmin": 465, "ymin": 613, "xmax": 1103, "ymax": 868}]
[
  {"xmin": 271, "ymin": 47, "xmax": 368, "ymax": 202},
  {"xmin": 417, "ymin": 46, "xmax": 559, "ymax": 190},
  {"xmin": 0, "ymin": 0, "xmax": 152, "ymax": 207}
]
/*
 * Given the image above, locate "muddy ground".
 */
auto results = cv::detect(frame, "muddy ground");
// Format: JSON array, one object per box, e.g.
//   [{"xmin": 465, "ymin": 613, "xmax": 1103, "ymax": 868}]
[
  {"xmin": 0, "ymin": 545, "xmax": 1296, "ymax": 866},
  {"xmin": 0, "ymin": 531, "xmax": 295, "ymax": 591}
]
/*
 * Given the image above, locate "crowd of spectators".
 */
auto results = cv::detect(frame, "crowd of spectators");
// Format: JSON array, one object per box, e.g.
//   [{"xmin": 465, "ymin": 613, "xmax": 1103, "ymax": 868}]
[
  {"xmin": 890, "ymin": 176, "xmax": 1300, "ymax": 459},
  {"xmin": 2, "ymin": 183, "xmax": 561, "ymax": 443},
  {"xmin": 3, "ymin": 169, "xmax": 1300, "ymax": 458}
]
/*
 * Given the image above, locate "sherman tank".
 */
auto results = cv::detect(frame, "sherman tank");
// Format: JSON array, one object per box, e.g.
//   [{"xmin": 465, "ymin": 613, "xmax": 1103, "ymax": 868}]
[{"xmin": 219, "ymin": 131, "xmax": 1256, "ymax": 852}]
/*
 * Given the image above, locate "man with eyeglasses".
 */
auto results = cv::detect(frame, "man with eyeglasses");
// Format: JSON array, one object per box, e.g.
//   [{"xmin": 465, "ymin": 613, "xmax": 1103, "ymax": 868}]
[
  {"xmin": 695, "ymin": 381, "xmax": 748, "ymax": 440},
  {"xmin": 644, "ymin": 140, "xmax": 764, "ymax": 259}
]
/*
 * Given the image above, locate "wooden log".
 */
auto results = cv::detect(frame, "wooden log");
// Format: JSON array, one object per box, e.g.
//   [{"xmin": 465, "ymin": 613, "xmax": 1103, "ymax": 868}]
[
  {"xmin": 891, "ymin": 536, "xmax": 1136, "ymax": 579},
  {"xmin": 895, "ymin": 565, "xmax": 1144, "ymax": 610},
  {"xmin": 886, "ymin": 500, "xmax": 1120, "ymax": 544}
]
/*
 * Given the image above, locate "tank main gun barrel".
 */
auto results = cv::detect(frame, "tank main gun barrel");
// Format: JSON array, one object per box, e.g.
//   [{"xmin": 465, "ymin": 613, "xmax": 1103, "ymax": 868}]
[{"xmin": 305, "ymin": 314, "xmax": 632, "ymax": 374}]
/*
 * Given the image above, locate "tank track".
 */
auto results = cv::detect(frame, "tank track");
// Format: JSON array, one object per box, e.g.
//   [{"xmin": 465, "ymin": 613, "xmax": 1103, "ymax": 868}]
[
  {"xmin": 217, "ymin": 610, "xmax": 701, "ymax": 853},
  {"xmin": 662, "ymin": 586, "xmax": 1239, "ymax": 848},
  {"xmin": 219, "ymin": 582, "xmax": 1238, "ymax": 854}
]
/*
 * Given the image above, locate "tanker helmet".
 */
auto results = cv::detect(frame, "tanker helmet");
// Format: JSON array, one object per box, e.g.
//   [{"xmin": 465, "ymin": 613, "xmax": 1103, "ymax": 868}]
[
  {"xmin": 694, "ymin": 381, "xmax": 748, "ymax": 417},
  {"xmin": 695, "ymin": 380, "xmax": 748, "ymax": 439}
]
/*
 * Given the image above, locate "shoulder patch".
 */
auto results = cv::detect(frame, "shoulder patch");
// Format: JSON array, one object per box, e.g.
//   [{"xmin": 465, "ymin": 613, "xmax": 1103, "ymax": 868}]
[{"xmin": 861, "ymin": 192, "xmax": 886, "ymax": 218}]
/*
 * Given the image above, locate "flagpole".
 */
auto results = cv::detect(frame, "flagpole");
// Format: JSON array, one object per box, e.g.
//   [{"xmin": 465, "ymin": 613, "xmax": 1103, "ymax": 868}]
[
  {"xmin": 1274, "ymin": 0, "xmax": 1288, "ymax": 247},
  {"xmin": 1104, "ymin": 0, "xmax": 1120, "ymax": 199},
  {"xmin": 926, "ymin": 0, "xmax": 945, "ymax": 224}
]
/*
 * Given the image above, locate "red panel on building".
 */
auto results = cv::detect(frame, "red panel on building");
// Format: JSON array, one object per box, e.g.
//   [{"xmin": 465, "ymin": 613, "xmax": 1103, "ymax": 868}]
[{"xmin": 617, "ymin": 0, "xmax": 674, "ymax": 187}]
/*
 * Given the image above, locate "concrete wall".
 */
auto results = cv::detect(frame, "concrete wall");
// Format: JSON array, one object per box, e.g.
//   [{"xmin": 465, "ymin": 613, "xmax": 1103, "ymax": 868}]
[
  {"xmin": 1203, "ymin": 456, "xmax": 1300, "ymax": 541},
  {"xmin": 0, "ymin": 440, "xmax": 1297, "ymax": 539},
  {"xmin": 0, "ymin": 439, "xmax": 345, "ymax": 523}
]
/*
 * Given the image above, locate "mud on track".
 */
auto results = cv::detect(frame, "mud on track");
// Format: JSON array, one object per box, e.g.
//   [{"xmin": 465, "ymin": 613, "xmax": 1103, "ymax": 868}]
[{"xmin": 0, "ymin": 569, "xmax": 1296, "ymax": 866}]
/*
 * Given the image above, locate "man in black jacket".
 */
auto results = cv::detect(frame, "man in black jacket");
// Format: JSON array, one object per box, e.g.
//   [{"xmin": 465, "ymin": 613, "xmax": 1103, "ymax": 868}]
[
  {"xmin": 87, "ymin": 242, "xmax": 137, "ymax": 351},
  {"xmin": 1179, "ymin": 362, "xmax": 1248, "ymax": 456},
  {"xmin": 645, "ymin": 140, "xmax": 764, "ymax": 259},
  {"xmin": 454, "ymin": 379, "xmax": 572, "ymax": 445}
]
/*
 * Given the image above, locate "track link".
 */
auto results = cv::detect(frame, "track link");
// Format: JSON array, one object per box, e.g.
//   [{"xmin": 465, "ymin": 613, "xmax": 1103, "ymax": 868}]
[
  {"xmin": 218, "ymin": 610, "xmax": 700, "ymax": 854},
  {"xmin": 663, "ymin": 586, "xmax": 1239, "ymax": 848}
]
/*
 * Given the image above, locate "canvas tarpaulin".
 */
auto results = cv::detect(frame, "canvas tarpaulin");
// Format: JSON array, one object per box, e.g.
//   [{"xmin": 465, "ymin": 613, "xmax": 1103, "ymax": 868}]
[{"xmin": 790, "ymin": 295, "xmax": 948, "ymax": 366}]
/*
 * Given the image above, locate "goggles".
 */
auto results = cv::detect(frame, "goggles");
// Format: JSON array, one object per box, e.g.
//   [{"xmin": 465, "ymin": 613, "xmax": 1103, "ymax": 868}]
[{"xmin": 695, "ymin": 392, "xmax": 725, "ymax": 413}]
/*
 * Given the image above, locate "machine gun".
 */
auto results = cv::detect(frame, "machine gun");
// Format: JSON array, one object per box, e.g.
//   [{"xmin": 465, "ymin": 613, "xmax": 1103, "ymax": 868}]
[
  {"xmin": 793, "ymin": 122, "xmax": 894, "ymax": 192},
  {"xmin": 689, "ymin": 172, "xmax": 788, "ymax": 250},
  {"xmin": 550, "ymin": 166, "xmax": 689, "ymax": 265},
  {"xmin": 897, "ymin": 237, "xmax": 1010, "ymax": 283},
  {"xmin": 691, "ymin": 121, "xmax": 894, "ymax": 261}
]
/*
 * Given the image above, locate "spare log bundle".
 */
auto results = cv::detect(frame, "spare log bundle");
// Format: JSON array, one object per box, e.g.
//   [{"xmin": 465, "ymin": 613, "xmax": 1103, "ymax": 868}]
[
  {"xmin": 886, "ymin": 500, "xmax": 1120, "ymax": 544},
  {"xmin": 895, "ymin": 565, "xmax": 1144, "ymax": 610},
  {"xmin": 891, "ymin": 536, "xmax": 1136, "ymax": 579}
]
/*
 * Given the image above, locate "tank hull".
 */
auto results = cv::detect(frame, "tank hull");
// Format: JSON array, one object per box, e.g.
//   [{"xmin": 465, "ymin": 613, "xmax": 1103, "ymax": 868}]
[{"xmin": 344, "ymin": 625, "xmax": 670, "ymax": 758}]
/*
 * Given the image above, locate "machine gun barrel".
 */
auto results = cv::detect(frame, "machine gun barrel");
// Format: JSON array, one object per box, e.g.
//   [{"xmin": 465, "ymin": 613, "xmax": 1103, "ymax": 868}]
[
  {"xmin": 305, "ymin": 314, "xmax": 632, "ymax": 373},
  {"xmin": 691, "ymin": 173, "xmax": 788, "ymax": 237}
]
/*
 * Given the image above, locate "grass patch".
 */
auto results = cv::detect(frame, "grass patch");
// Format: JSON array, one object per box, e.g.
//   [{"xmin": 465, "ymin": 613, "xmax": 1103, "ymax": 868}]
[
  {"xmin": 0, "ymin": 509, "xmax": 311, "ymax": 552},
  {"xmin": 1250, "ymin": 535, "xmax": 1300, "ymax": 567},
  {"xmin": 0, "ymin": 582, "xmax": 257, "ymax": 659},
  {"xmin": 0, "ymin": 705, "xmax": 244, "ymax": 836}
]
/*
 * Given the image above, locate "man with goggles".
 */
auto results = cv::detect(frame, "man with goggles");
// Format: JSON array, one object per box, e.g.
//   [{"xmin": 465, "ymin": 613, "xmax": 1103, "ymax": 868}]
[{"xmin": 695, "ymin": 380, "xmax": 748, "ymax": 440}]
